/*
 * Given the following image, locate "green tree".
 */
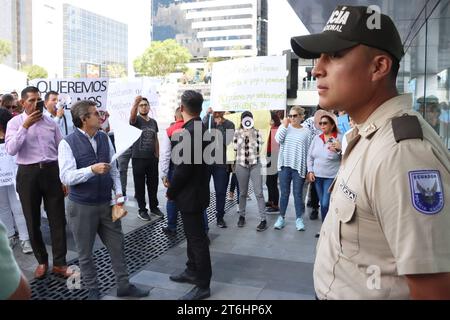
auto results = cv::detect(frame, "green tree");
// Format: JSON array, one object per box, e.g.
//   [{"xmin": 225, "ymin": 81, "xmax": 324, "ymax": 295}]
[
  {"xmin": 134, "ymin": 39, "xmax": 192, "ymax": 76},
  {"xmin": 0, "ymin": 39, "xmax": 12, "ymax": 63},
  {"xmin": 107, "ymin": 63, "xmax": 127, "ymax": 78},
  {"xmin": 22, "ymin": 65, "xmax": 48, "ymax": 80}
]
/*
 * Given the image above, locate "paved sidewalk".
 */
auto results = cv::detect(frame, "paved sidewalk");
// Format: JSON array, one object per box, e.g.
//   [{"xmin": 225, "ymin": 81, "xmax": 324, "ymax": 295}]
[{"xmin": 13, "ymin": 168, "xmax": 321, "ymax": 300}]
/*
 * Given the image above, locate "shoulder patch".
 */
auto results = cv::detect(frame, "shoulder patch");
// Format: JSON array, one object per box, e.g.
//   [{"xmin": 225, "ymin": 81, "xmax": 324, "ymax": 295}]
[
  {"xmin": 409, "ymin": 170, "xmax": 444, "ymax": 215},
  {"xmin": 392, "ymin": 114, "xmax": 423, "ymax": 143}
]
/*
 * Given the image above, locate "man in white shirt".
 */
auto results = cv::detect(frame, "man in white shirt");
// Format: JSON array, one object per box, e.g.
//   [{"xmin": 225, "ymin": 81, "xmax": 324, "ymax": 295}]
[
  {"xmin": 43, "ymin": 91, "xmax": 74, "ymax": 137},
  {"xmin": 58, "ymin": 100, "xmax": 149, "ymax": 300}
]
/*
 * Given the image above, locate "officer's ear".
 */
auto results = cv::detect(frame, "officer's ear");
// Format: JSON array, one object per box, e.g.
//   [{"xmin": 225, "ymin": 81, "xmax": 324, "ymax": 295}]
[{"xmin": 369, "ymin": 51, "xmax": 393, "ymax": 83}]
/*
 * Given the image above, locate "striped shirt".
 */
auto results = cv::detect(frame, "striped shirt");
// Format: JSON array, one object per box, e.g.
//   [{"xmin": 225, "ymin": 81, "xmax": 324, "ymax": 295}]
[{"xmin": 275, "ymin": 125, "xmax": 312, "ymax": 177}]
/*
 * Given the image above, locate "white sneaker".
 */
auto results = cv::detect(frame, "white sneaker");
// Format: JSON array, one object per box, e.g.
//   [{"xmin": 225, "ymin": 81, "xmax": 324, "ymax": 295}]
[
  {"xmin": 21, "ymin": 240, "xmax": 33, "ymax": 254},
  {"xmin": 296, "ymin": 218, "xmax": 306, "ymax": 231}
]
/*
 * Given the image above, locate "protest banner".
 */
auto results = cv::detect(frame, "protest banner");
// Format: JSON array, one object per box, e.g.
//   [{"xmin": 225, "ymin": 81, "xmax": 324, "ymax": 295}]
[
  {"xmin": 210, "ymin": 56, "xmax": 287, "ymax": 112},
  {"xmin": 30, "ymin": 78, "xmax": 109, "ymax": 111},
  {"xmin": 106, "ymin": 77, "xmax": 162, "ymax": 162},
  {"xmin": 0, "ymin": 143, "xmax": 16, "ymax": 187}
]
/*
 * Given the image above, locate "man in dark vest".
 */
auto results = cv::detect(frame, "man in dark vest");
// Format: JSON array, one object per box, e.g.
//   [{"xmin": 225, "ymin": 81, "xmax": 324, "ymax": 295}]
[
  {"xmin": 167, "ymin": 90, "xmax": 212, "ymax": 300},
  {"xmin": 58, "ymin": 100, "xmax": 149, "ymax": 300}
]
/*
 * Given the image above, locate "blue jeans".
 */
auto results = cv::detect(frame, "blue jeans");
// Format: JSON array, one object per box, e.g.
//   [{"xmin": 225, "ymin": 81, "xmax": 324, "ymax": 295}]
[
  {"xmin": 314, "ymin": 177, "xmax": 334, "ymax": 222},
  {"xmin": 209, "ymin": 165, "xmax": 229, "ymax": 220},
  {"xmin": 166, "ymin": 166, "xmax": 209, "ymax": 233},
  {"xmin": 279, "ymin": 167, "xmax": 305, "ymax": 219}
]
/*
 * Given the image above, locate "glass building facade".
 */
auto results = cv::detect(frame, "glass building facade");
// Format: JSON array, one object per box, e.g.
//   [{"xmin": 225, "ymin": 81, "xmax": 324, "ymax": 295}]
[
  {"xmin": 63, "ymin": 4, "xmax": 128, "ymax": 78},
  {"xmin": 152, "ymin": 0, "xmax": 268, "ymax": 59},
  {"xmin": 288, "ymin": 0, "xmax": 450, "ymax": 149}
]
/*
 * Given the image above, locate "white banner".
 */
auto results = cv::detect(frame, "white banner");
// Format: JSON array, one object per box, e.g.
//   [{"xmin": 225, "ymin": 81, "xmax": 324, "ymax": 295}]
[
  {"xmin": 107, "ymin": 77, "xmax": 162, "ymax": 162},
  {"xmin": 210, "ymin": 56, "xmax": 287, "ymax": 112},
  {"xmin": 0, "ymin": 144, "xmax": 16, "ymax": 187},
  {"xmin": 31, "ymin": 78, "xmax": 109, "ymax": 111}
]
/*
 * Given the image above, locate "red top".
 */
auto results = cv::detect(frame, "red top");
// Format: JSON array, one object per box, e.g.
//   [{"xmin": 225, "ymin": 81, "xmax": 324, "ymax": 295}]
[
  {"xmin": 267, "ymin": 125, "xmax": 280, "ymax": 154},
  {"xmin": 319, "ymin": 131, "xmax": 338, "ymax": 143},
  {"xmin": 166, "ymin": 120, "xmax": 184, "ymax": 138}
]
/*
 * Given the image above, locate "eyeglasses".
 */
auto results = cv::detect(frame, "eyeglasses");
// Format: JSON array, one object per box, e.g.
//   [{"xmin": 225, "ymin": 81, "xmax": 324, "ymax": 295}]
[
  {"xmin": 319, "ymin": 122, "xmax": 330, "ymax": 125},
  {"xmin": 88, "ymin": 111, "xmax": 100, "ymax": 117},
  {"xmin": 288, "ymin": 114, "xmax": 300, "ymax": 118}
]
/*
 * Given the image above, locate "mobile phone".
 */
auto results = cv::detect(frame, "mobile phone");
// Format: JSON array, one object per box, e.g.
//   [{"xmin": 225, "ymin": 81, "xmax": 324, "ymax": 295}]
[
  {"xmin": 36, "ymin": 100, "xmax": 45, "ymax": 113},
  {"xmin": 116, "ymin": 196, "xmax": 126, "ymax": 204}
]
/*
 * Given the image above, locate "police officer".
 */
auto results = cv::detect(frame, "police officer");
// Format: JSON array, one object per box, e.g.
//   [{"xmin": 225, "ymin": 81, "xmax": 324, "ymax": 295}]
[{"xmin": 291, "ymin": 5, "xmax": 450, "ymax": 299}]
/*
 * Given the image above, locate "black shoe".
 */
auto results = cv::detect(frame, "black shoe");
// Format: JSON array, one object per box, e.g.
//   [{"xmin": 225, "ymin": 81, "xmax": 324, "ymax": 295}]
[
  {"xmin": 117, "ymin": 284, "xmax": 150, "ymax": 298},
  {"xmin": 309, "ymin": 209, "xmax": 319, "ymax": 220},
  {"xmin": 137, "ymin": 211, "xmax": 151, "ymax": 221},
  {"xmin": 151, "ymin": 207, "xmax": 164, "ymax": 217},
  {"xmin": 266, "ymin": 207, "xmax": 280, "ymax": 213},
  {"xmin": 256, "ymin": 220, "xmax": 267, "ymax": 232},
  {"xmin": 87, "ymin": 288, "xmax": 101, "ymax": 300},
  {"xmin": 265, "ymin": 201, "xmax": 273, "ymax": 208},
  {"xmin": 169, "ymin": 271, "xmax": 197, "ymax": 285},
  {"xmin": 216, "ymin": 218, "xmax": 227, "ymax": 228},
  {"xmin": 162, "ymin": 226, "xmax": 176, "ymax": 236},
  {"xmin": 178, "ymin": 286, "xmax": 210, "ymax": 301},
  {"xmin": 237, "ymin": 216, "xmax": 245, "ymax": 227}
]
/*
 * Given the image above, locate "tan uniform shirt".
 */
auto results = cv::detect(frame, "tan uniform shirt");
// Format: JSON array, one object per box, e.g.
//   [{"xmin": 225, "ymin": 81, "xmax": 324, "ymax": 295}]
[{"xmin": 314, "ymin": 94, "xmax": 450, "ymax": 299}]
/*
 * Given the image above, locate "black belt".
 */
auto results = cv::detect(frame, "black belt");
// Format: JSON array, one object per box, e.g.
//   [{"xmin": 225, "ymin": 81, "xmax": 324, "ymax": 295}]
[{"xmin": 20, "ymin": 161, "xmax": 58, "ymax": 169}]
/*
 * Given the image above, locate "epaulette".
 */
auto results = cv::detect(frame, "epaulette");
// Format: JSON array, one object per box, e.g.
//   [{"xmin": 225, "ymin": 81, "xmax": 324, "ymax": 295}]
[{"xmin": 391, "ymin": 114, "xmax": 423, "ymax": 143}]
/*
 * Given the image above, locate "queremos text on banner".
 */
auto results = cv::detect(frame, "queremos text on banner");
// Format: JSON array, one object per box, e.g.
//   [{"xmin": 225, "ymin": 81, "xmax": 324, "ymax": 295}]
[
  {"xmin": 30, "ymin": 78, "xmax": 109, "ymax": 111},
  {"xmin": 210, "ymin": 56, "xmax": 287, "ymax": 112}
]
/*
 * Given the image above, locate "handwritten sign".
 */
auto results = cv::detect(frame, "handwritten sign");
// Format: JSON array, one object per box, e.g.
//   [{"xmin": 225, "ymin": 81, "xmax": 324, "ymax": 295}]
[{"xmin": 211, "ymin": 56, "xmax": 287, "ymax": 111}]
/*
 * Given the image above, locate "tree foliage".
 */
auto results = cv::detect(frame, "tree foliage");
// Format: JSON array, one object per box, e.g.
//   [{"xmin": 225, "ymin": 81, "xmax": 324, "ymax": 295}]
[
  {"xmin": 22, "ymin": 65, "xmax": 48, "ymax": 80},
  {"xmin": 134, "ymin": 39, "xmax": 192, "ymax": 76},
  {"xmin": 0, "ymin": 39, "xmax": 12, "ymax": 63},
  {"xmin": 107, "ymin": 64, "xmax": 127, "ymax": 78}
]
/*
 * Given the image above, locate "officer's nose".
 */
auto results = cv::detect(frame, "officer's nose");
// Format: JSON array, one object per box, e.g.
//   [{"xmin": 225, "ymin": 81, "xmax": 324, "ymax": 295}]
[{"xmin": 312, "ymin": 54, "xmax": 326, "ymax": 78}]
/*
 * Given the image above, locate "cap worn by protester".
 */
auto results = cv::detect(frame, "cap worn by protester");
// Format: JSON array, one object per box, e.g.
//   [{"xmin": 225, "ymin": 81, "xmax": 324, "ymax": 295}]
[{"xmin": 291, "ymin": 5, "xmax": 404, "ymax": 61}]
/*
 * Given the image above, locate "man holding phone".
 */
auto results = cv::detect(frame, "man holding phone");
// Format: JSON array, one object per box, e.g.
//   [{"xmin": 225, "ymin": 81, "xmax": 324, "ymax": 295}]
[{"xmin": 5, "ymin": 86, "xmax": 72, "ymax": 280}]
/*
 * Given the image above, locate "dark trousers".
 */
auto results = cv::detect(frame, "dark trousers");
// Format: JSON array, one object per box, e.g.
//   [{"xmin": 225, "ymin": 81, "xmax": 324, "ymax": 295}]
[
  {"xmin": 181, "ymin": 211, "xmax": 212, "ymax": 289},
  {"xmin": 310, "ymin": 181, "xmax": 320, "ymax": 209},
  {"xmin": 132, "ymin": 157, "xmax": 159, "ymax": 212},
  {"xmin": 118, "ymin": 147, "xmax": 132, "ymax": 197},
  {"xmin": 266, "ymin": 172, "xmax": 279, "ymax": 206},
  {"xmin": 16, "ymin": 164, "xmax": 67, "ymax": 266},
  {"xmin": 208, "ymin": 165, "xmax": 229, "ymax": 219}
]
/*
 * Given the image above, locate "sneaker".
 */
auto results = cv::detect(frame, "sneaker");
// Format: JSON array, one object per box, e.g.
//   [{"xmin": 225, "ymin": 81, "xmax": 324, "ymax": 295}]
[
  {"xmin": 227, "ymin": 192, "xmax": 234, "ymax": 201},
  {"xmin": 309, "ymin": 209, "xmax": 319, "ymax": 220},
  {"xmin": 265, "ymin": 201, "xmax": 273, "ymax": 208},
  {"xmin": 151, "ymin": 207, "xmax": 164, "ymax": 217},
  {"xmin": 273, "ymin": 216, "xmax": 285, "ymax": 230},
  {"xmin": 117, "ymin": 284, "xmax": 150, "ymax": 298},
  {"xmin": 217, "ymin": 218, "xmax": 227, "ymax": 228},
  {"xmin": 296, "ymin": 218, "xmax": 306, "ymax": 231},
  {"xmin": 162, "ymin": 227, "xmax": 176, "ymax": 236},
  {"xmin": 21, "ymin": 240, "xmax": 33, "ymax": 254},
  {"xmin": 237, "ymin": 216, "xmax": 245, "ymax": 227},
  {"xmin": 8, "ymin": 236, "xmax": 18, "ymax": 249},
  {"xmin": 256, "ymin": 220, "xmax": 267, "ymax": 232},
  {"xmin": 137, "ymin": 211, "xmax": 151, "ymax": 221}
]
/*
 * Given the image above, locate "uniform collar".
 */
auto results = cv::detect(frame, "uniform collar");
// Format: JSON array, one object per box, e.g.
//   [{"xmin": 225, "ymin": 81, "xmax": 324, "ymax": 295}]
[{"xmin": 355, "ymin": 94, "xmax": 413, "ymax": 139}]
